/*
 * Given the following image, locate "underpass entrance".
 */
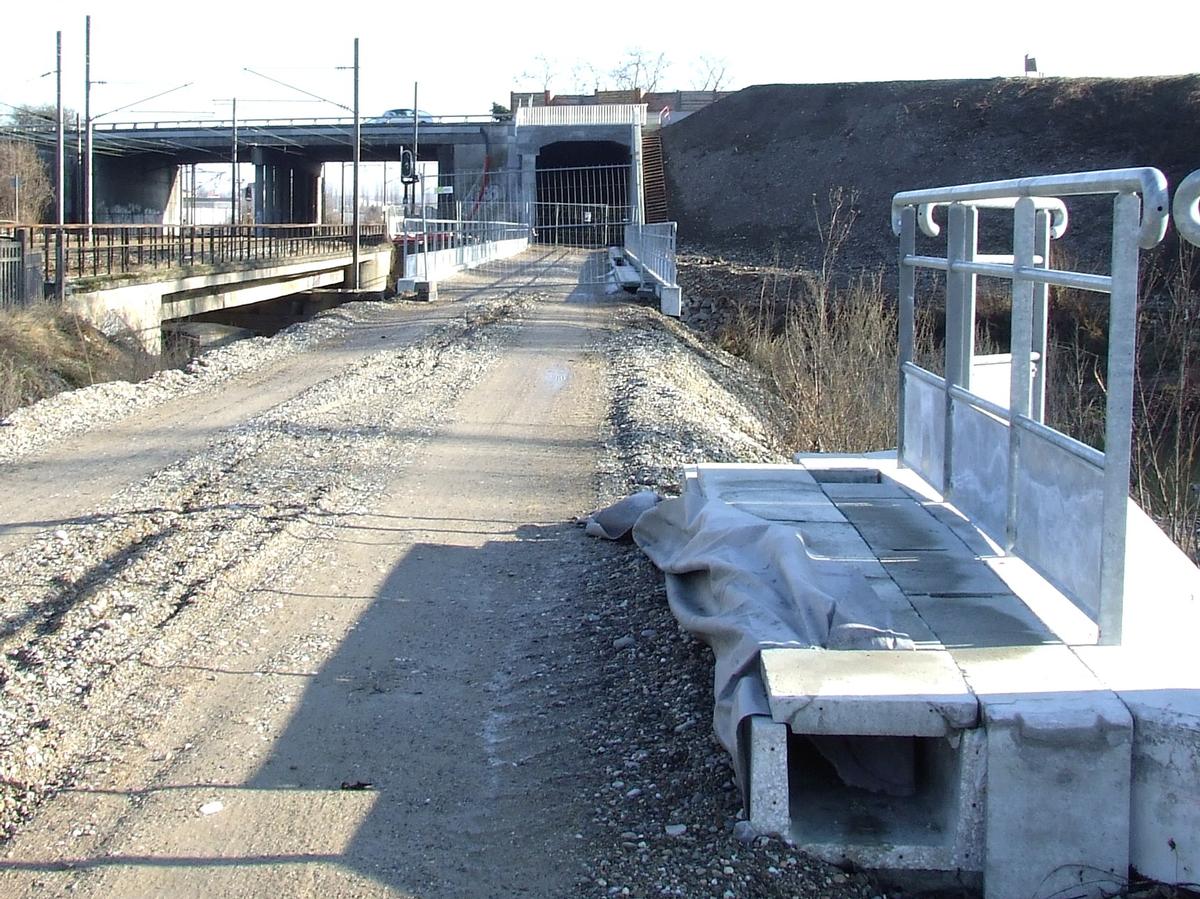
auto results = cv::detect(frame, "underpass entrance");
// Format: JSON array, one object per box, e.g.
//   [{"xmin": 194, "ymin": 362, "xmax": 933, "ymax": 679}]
[{"xmin": 534, "ymin": 142, "xmax": 632, "ymax": 257}]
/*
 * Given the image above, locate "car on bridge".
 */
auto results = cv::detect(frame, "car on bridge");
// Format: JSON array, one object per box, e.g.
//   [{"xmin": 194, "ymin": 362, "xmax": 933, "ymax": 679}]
[{"xmin": 371, "ymin": 108, "xmax": 434, "ymax": 124}]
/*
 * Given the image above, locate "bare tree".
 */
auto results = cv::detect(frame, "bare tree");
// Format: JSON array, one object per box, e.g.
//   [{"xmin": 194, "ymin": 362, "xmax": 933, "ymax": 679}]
[
  {"xmin": 570, "ymin": 61, "xmax": 604, "ymax": 95},
  {"xmin": 692, "ymin": 55, "xmax": 732, "ymax": 92},
  {"xmin": 610, "ymin": 48, "xmax": 671, "ymax": 94},
  {"xmin": 519, "ymin": 54, "xmax": 559, "ymax": 93},
  {"xmin": 0, "ymin": 140, "xmax": 52, "ymax": 223}
]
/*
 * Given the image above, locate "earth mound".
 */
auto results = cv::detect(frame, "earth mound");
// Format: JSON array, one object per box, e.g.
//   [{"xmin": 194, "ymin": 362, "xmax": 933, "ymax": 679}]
[{"xmin": 662, "ymin": 76, "xmax": 1200, "ymax": 272}]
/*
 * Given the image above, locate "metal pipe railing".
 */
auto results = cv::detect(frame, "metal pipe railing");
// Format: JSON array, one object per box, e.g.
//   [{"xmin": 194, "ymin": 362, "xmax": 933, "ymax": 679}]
[
  {"xmin": 623, "ymin": 222, "xmax": 678, "ymax": 289},
  {"xmin": 1175, "ymin": 170, "xmax": 1200, "ymax": 247},
  {"xmin": 893, "ymin": 167, "xmax": 1170, "ymax": 644},
  {"xmin": 0, "ymin": 223, "xmax": 386, "ymax": 285}
]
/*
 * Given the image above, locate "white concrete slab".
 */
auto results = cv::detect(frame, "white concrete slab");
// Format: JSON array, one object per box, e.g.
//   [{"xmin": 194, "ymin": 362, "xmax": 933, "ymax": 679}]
[{"xmin": 761, "ymin": 647, "xmax": 979, "ymax": 736}]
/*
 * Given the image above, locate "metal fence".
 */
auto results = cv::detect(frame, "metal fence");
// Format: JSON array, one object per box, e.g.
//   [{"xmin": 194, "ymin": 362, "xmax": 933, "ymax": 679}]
[
  {"xmin": 397, "ymin": 217, "xmax": 530, "ymax": 282},
  {"xmin": 0, "ymin": 223, "xmax": 387, "ymax": 285},
  {"xmin": 892, "ymin": 167, "xmax": 1170, "ymax": 644},
  {"xmin": 623, "ymin": 222, "xmax": 678, "ymax": 289},
  {"xmin": 0, "ymin": 239, "xmax": 20, "ymax": 308},
  {"xmin": 514, "ymin": 104, "xmax": 647, "ymax": 127}
]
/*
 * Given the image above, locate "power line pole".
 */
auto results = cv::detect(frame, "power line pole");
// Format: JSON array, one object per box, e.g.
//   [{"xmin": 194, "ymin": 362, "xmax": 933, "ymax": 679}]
[
  {"xmin": 84, "ymin": 15, "xmax": 93, "ymax": 237},
  {"xmin": 351, "ymin": 37, "xmax": 360, "ymax": 289},
  {"xmin": 231, "ymin": 98, "xmax": 238, "ymax": 224},
  {"xmin": 56, "ymin": 30, "xmax": 65, "ymax": 302}
]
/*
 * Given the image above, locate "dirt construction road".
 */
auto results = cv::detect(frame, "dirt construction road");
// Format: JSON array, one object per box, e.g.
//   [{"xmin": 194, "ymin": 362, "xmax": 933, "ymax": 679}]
[{"xmin": 0, "ymin": 249, "xmax": 616, "ymax": 897}]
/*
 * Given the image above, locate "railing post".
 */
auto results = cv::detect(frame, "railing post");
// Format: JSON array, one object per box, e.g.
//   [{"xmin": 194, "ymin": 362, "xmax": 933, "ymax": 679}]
[
  {"xmin": 1098, "ymin": 192, "xmax": 1140, "ymax": 645},
  {"xmin": 897, "ymin": 206, "xmax": 916, "ymax": 467},
  {"xmin": 943, "ymin": 203, "xmax": 978, "ymax": 495},
  {"xmin": 1007, "ymin": 197, "xmax": 1037, "ymax": 551},
  {"xmin": 1031, "ymin": 209, "xmax": 1052, "ymax": 423}
]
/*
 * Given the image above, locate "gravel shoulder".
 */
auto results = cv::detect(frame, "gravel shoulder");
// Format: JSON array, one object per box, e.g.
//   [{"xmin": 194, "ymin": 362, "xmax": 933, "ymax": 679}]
[{"xmin": 0, "ymin": 250, "xmax": 907, "ymax": 898}]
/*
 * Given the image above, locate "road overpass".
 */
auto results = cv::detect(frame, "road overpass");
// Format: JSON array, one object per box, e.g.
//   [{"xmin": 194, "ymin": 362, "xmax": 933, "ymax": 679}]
[{"xmin": 3, "ymin": 106, "xmax": 651, "ymax": 228}]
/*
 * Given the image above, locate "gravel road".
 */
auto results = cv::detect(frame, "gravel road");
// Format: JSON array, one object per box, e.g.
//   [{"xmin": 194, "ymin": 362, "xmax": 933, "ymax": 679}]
[{"xmin": 0, "ymin": 248, "xmax": 905, "ymax": 898}]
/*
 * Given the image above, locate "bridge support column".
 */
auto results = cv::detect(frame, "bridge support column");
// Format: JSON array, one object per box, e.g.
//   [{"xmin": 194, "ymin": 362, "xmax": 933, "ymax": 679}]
[
  {"xmin": 92, "ymin": 155, "xmax": 181, "ymax": 224},
  {"xmin": 252, "ymin": 150, "xmax": 321, "ymax": 224}
]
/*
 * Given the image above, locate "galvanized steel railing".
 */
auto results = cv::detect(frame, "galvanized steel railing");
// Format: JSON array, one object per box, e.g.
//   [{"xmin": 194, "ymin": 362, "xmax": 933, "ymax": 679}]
[
  {"xmin": 0, "ymin": 223, "xmax": 387, "ymax": 286},
  {"xmin": 891, "ymin": 167, "xmax": 1170, "ymax": 644},
  {"xmin": 623, "ymin": 222, "xmax": 678, "ymax": 289},
  {"xmin": 514, "ymin": 104, "xmax": 648, "ymax": 127},
  {"xmin": 397, "ymin": 217, "xmax": 531, "ymax": 281},
  {"xmin": 1174, "ymin": 170, "xmax": 1200, "ymax": 248}
]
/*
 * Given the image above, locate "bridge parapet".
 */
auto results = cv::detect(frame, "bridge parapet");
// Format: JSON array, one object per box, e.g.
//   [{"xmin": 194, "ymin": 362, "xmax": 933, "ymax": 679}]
[
  {"xmin": 0, "ymin": 223, "xmax": 386, "ymax": 289},
  {"xmin": 514, "ymin": 104, "xmax": 647, "ymax": 127}
]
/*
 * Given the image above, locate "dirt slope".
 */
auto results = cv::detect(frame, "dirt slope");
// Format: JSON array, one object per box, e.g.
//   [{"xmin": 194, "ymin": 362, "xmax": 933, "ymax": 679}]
[{"xmin": 662, "ymin": 76, "xmax": 1200, "ymax": 270}]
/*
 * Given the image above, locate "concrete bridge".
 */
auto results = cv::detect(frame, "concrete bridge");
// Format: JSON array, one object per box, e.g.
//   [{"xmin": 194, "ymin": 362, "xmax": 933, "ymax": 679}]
[{"xmin": 7, "ymin": 106, "xmax": 651, "ymax": 227}]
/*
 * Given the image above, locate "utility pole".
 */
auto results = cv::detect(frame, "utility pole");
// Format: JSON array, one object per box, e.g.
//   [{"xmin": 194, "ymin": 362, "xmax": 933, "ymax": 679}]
[
  {"xmin": 84, "ymin": 15, "xmax": 93, "ymax": 236},
  {"xmin": 56, "ymin": 30, "xmax": 65, "ymax": 302},
  {"xmin": 351, "ymin": 37, "xmax": 360, "ymax": 289},
  {"xmin": 231, "ymin": 98, "xmax": 238, "ymax": 224}
]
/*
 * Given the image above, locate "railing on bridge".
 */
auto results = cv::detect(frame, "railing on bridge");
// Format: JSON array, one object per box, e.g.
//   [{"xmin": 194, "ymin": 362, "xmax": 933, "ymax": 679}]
[
  {"xmin": 0, "ymin": 223, "xmax": 387, "ymax": 286},
  {"xmin": 514, "ymin": 104, "xmax": 647, "ymax": 127},
  {"xmin": 891, "ymin": 167, "xmax": 1170, "ymax": 644}
]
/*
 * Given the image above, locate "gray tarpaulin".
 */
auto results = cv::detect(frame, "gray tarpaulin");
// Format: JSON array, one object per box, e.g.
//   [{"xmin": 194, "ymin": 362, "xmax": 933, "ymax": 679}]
[{"xmin": 589, "ymin": 490, "xmax": 915, "ymax": 801}]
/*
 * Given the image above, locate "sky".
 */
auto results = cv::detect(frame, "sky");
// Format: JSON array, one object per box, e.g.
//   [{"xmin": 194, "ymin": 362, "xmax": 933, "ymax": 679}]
[{"xmin": 2, "ymin": 0, "xmax": 1199, "ymax": 126}]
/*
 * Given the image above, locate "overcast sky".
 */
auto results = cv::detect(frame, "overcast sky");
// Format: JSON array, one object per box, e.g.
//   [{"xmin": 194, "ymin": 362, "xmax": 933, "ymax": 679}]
[{"xmin": 3, "ymin": 0, "xmax": 1199, "ymax": 125}]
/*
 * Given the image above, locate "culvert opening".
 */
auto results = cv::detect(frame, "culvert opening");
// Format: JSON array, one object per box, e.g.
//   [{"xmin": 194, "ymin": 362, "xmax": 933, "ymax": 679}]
[{"xmin": 785, "ymin": 730, "xmax": 966, "ymax": 850}]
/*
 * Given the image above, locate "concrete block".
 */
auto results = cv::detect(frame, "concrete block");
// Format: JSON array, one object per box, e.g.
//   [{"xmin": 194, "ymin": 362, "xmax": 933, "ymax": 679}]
[
  {"xmin": 694, "ymin": 463, "xmax": 819, "ymax": 499},
  {"xmin": 953, "ymin": 646, "xmax": 1132, "ymax": 899},
  {"xmin": 1075, "ymin": 645, "xmax": 1200, "ymax": 887},
  {"xmin": 836, "ymin": 497, "xmax": 970, "ymax": 553},
  {"xmin": 907, "ymin": 593, "xmax": 1056, "ymax": 649},
  {"xmin": 747, "ymin": 715, "xmax": 791, "ymax": 836},
  {"xmin": 881, "ymin": 552, "xmax": 1010, "ymax": 597},
  {"xmin": 659, "ymin": 284, "xmax": 682, "ymax": 317},
  {"xmin": 730, "ymin": 497, "xmax": 849, "ymax": 524},
  {"xmin": 761, "ymin": 647, "xmax": 978, "ymax": 737},
  {"xmin": 397, "ymin": 279, "xmax": 437, "ymax": 301}
]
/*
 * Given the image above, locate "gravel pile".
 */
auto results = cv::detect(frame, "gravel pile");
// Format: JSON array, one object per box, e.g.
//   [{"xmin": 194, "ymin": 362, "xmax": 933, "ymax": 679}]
[
  {"xmin": 598, "ymin": 303, "xmax": 791, "ymax": 497},
  {"xmin": 0, "ymin": 300, "xmax": 403, "ymax": 464},
  {"xmin": 573, "ymin": 304, "xmax": 909, "ymax": 898}
]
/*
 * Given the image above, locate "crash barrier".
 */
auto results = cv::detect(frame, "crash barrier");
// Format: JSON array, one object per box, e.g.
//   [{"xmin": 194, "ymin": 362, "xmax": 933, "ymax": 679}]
[
  {"xmin": 622, "ymin": 222, "xmax": 682, "ymax": 316},
  {"xmin": 892, "ymin": 168, "xmax": 1170, "ymax": 644}
]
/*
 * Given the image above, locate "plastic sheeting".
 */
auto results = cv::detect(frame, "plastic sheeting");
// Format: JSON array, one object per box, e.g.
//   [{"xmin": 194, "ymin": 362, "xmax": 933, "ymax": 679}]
[{"xmin": 590, "ymin": 490, "xmax": 915, "ymax": 800}]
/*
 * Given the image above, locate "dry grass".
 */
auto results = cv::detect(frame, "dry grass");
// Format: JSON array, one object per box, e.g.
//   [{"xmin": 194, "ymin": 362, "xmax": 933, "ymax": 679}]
[
  {"xmin": 722, "ymin": 269, "xmax": 933, "ymax": 453},
  {"xmin": 0, "ymin": 304, "xmax": 164, "ymax": 419}
]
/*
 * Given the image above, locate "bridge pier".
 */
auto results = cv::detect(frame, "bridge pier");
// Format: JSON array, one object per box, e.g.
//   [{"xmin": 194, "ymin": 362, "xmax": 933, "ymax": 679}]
[
  {"xmin": 252, "ymin": 149, "xmax": 322, "ymax": 224},
  {"xmin": 93, "ymin": 155, "xmax": 182, "ymax": 224}
]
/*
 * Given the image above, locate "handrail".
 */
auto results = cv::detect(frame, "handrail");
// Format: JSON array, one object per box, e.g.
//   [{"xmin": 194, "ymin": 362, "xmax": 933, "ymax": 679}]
[
  {"xmin": 891, "ymin": 167, "xmax": 1169, "ymax": 249},
  {"xmin": 1174, "ymin": 170, "xmax": 1200, "ymax": 247},
  {"xmin": 892, "ymin": 167, "xmax": 1171, "ymax": 644}
]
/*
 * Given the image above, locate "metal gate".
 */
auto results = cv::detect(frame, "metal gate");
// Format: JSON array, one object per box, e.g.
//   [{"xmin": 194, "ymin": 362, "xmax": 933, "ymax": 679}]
[{"xmin": 533, "ymin": 163, "xmax": 632, "ymax": 252}]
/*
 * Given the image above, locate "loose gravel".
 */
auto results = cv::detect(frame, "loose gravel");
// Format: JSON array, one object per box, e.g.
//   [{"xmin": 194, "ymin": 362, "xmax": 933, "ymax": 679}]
[
  {"xmin": 2, "ymin": 283, "xmax": 933, "ymax": 897},
  {"xmin": 0, "ymin": 292, "xmax": 531, "ymax": 838}
]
